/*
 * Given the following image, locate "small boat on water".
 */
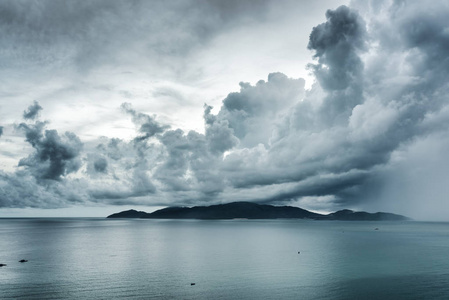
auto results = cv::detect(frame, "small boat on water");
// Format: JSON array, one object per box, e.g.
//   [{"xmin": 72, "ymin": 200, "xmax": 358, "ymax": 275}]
[
  {"xmin": 19, "ymin": 259, "xmax": 28, "ymax": 263},
  {"xmin": 0, "ymin": 263, "xmax": 6, "ymax": 267}
]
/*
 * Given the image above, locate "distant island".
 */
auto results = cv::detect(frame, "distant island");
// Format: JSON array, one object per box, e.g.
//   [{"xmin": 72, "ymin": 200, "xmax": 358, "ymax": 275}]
[{"xmin": 107, "ymin": 202, "xmax": 408, "ymax": 221}]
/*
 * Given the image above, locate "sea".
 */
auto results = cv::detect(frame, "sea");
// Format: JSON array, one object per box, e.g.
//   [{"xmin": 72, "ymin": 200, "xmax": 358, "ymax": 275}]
[{"xmin": 0, "ymin": 218, "xmax": 448, "ymax": 299}]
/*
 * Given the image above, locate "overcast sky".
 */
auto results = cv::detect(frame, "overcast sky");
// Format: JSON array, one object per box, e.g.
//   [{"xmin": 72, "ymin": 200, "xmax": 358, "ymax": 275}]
[{"xmin": 1, "ymin": 0, "xmax": 449, "ymax": 220}]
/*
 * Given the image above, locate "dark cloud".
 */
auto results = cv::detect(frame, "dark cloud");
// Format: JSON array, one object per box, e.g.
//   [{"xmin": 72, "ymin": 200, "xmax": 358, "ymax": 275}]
[
  {"xmin": 121, "ymin": 103, "xmax": 169, "ymax": 142},
  {"xmin": 17, "ymin": 104, "xmax": 83, "ymax": 181},
  {"xmin": 93, "ymin": 157, "xmax": 107, "ymax": 173},
  {"xmin": 23, "ymin": 100, "xmax": 43, "ymax": 120},
  {"xmin": 85, "ymin": 153, "xmax": 108, "ymax": 178},
  {"xmin": 308, "ymin": 6, "xmax": 366, "ymax": 91},
  {"xmin": 307, "ymin": 5, "xmax": 367, "ymax": 125},
  {"xmin": 392, "ymin": 2, "xmax": 449, "ymax": 97},
  {"xmin": 18, "ymin": 122, "xmax": 46, "ymax": 147},
  {"xmin": 258, "ymin": 170, "xmax": 369, "ymax": 205}
]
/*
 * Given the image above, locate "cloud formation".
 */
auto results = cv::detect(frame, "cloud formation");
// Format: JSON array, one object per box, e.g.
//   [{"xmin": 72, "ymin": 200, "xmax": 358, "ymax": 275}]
[
  {"xmin": 1, "ymin": 1, "xmax": 449, "ymax": 219},
  {"xmin": 307, "ymin": 5, "xmax": 366, "ymax": 125},
  {"xmin": 121, "ymin": 102, "xmax": 169, "ymax": 142},
  {"xmin": 93, "ymin": 157, "xmax": 107, "ymax": 173},
  {"xmin": 0, "ymin": 0, "xmax": 275, "ymax": 81},
  {"xmin": 17, "ymin": 102, "xmax": 83, "ymax": 181},
  {"xmin": 22, "ymin": 100, "xmax": 43, "ymax": 120}
]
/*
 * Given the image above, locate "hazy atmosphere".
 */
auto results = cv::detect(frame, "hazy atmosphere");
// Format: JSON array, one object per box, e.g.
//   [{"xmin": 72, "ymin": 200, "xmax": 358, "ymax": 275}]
[{"xmin": 1, "ymin": 0, "xmax": 449, "ymax": 220}]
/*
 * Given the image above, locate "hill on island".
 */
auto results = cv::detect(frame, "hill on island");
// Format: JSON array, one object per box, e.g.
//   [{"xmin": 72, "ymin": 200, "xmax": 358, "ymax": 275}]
[{"xmin": 107, "ymin": 202, "xmax": 408, "ymax": 221}]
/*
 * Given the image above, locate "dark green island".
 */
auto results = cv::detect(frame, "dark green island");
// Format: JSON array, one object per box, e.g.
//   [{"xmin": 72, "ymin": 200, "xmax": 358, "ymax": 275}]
[{"xmin": 107, "ymin": 202, "xmax": 408, "ymax": 221}]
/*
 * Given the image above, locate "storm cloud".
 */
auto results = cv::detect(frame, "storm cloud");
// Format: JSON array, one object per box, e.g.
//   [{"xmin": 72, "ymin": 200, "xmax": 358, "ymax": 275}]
[
  {"xmin": 17, "ymin": 102, "xmax": 83, "ymax": 181},
  {"xmin": 1, "ymin": 1, "xmax": 449, "ymax": 220},
  {"xmin": 22, "ymin": 100, "xmax": 42, "ymax": 120}
]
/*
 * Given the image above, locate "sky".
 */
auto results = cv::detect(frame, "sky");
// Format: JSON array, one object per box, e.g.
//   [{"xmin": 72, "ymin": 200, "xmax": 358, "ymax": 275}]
[{"xmin": 1, "ymin": 0, "xmax": 449, "ymax": 220}]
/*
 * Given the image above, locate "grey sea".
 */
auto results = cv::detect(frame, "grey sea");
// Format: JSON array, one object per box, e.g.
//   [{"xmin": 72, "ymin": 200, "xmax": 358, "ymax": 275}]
[{"xmin": 0, "ymin": 218, "xmax": 448, "ymax": 299}]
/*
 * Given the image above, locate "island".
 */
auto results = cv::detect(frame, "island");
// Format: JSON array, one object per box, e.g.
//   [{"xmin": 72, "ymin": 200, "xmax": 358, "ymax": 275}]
[{"xmin": 107, "ymin": 202, "xmax": 408, "ymax": 221}]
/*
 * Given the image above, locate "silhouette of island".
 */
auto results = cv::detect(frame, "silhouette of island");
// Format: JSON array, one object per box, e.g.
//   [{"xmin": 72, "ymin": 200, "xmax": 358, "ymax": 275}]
[{"xmin": 107, "ymin": 202, "xmax": 408, "ymax": 221}]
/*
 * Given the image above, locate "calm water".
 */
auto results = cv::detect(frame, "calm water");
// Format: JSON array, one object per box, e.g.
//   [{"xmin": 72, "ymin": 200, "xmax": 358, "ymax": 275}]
[{"xmin": 0, "ymin": 218, "xmax": 448, "ymax": 299}]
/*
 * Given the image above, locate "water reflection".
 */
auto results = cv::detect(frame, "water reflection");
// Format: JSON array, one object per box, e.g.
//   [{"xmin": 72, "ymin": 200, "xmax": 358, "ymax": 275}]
[{"xmin": 0, "ymin": 219, "xmax": 448, "ymax": 299}]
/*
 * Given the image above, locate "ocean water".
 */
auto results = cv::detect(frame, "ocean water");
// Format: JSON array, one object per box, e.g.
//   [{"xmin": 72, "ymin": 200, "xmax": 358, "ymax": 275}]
[{"xmin": 0, "ymin": 218, "xmax": 448, "ymax": 299}]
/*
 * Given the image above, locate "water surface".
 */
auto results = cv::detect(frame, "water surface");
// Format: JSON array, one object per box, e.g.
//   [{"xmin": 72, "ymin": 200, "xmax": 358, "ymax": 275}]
[{"xmin": 0, "ymin": 218, "xmax": 448, "ymax": 299}]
